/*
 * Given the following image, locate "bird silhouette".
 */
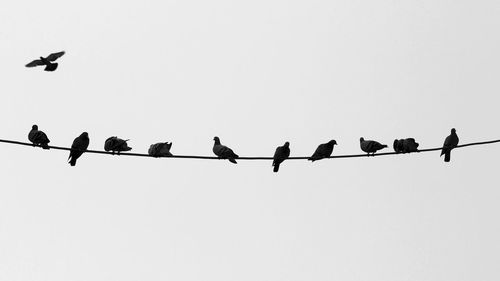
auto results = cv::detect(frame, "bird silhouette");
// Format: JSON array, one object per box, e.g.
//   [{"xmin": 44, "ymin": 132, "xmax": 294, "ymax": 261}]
[
  {"xmin": 148, "ymin": 142, "xmax": 173, "ymax": 157},
  {"xmin": 273, "ymin": 142, "xmax": 290, "ymax": 172},
  {"xmin": 25, "ymin": 51, "xmax": 65, "ymax": 71},
  {"xmin": 68, "ymin": 132, "xmax": 90, "ymax": 166},
  {"xmin": 28, "ymin": 124, "xmax": 50, "ymax": 149},
  {"xmin": 393, "ymin": 138, "xmax": 419, "ymax": 153},
  {"xmin": 308, "ymin": 140, "xmax": 337, "ymax": 161},
  {"xmin": 360, "ymin": 137, "xmax": 387, "ymax": 155},
  {"xmin": 104, "ymin": 136, "xmax": 132, "ymax": 154},
  {"xmin": 441, "ymin": 128, "xmax": 459, "ymax": 162},
  {"xmin": 212, "ymin": 136, "xmax": 239, "ymax": 164}
]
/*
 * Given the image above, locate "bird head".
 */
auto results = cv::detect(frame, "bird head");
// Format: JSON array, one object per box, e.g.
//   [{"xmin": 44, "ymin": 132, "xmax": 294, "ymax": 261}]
[
  {"xmin": 360, "ymin": 137, "xmax": 364, "ymax": 142},
  {"xmin": 451, "ymin": 128, "xmax": 456, "ymax": 133},
  {"xmin": 329, "ymin": 140, "xmax": 337, "ymax": 145},
  {"xmin": 32, "ymin": 124, "xmax": 38, "ymax": 130},
  {"xmin": 213, "ymin": 136, "xmax": 220, "ymax": 142},
  {"xmin": 284, "ymin": 142, "xmax": 290, "ymax": 147},
  {"xmin": 81, "ymin": 132, "xmax": 89, "ymax": 138}
]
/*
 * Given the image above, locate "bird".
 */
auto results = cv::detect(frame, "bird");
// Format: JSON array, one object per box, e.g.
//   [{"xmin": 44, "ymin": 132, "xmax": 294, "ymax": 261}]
[
  {"xmin": 68, "ymin": 132, "xmax": 90, "ymax": 166},
  {"xmin": 440, "ymin": 128, "xmax": 459, "ymax": 162},
  {"xmin": 213, "ymin": 136, "xmax": 239, "ymax": 164},
  {"xmin": 148, "ymin": 142, "xmax": 173, "ymax": 157},
  {"xmin": 360, "ymin": 137, "xmax": 387, "ymax": 155},
  {"xmin": 273, "ymin": 142, "xmax": 290, "ymax": 172},
  {"xmin": 308, "ymin": 140, "xmax": 337, "ymax": 161},
  {"xmin": 25, "ymin": 51, "xmax": 65, "ymax": 71},
  {"xmin": 104, "ymin": 136, "xmax": 132, "ymax": 154},
  {"xmin": 402, "ymin": 138, "xmax": 419, "ymax": 153},
  {"xmin": 393, "ymin": 139, "xmax": 404, "ymax": 153},
  {"xmin": 28, "ymin": 124, "xmax": 50, "ymax": 149}
]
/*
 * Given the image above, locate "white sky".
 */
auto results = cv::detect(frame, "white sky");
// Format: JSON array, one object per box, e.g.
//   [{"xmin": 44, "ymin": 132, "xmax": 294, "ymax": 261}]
[{"xmin": 1, "ymin": 0, "xmax": 500, "ymax": 280}]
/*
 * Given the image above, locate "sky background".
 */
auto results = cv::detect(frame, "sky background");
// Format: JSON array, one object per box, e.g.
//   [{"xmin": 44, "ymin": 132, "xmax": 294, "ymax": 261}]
[{"xmin": 1, "ymin": 0, "xmax": 500, "ymax": 280}]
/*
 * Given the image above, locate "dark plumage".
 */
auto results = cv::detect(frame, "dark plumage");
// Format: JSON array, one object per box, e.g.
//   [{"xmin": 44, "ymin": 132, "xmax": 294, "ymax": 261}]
[
  {"xmin": 25, "ymin": 51, "xmax": 65, "ymax": 71},
  {"xmin": 104, "ymin": 136, "xmax": 132, "ymax": 153},
  {"xmin": 28, "ymin": 124, "xmax": 50, "ymax": 149},
  {"xmin": 360, "ymin": 137, "xmax": 387, "ymax": 155},
  {"xmin": 68, "ymin": 132, "xmax": 90, "ymax": 166},
  {"xmin": 393, "ymin": 138, "xmax": 419, "ymax": 153},
  {"xmin": 440, "ymin": 128, "xmax": 459, "ymax": 162},
  {"xmin": 308, "ymin": 140, "xmax": 337, "ymax": 161},
  {"xmin": 273, "ymin": 142, "xmax": 290, "ymax": 172},
  {"xmin": 148, "ymin": 142, "xmax": 173, "ymax": 157},
  {"xmin": 212, "ymin": 136, "xmax": 239, "ymax": 164}
]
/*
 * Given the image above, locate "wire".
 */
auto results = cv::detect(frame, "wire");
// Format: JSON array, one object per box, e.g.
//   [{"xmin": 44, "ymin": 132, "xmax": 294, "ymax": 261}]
[{"xmin": 0, "ymin": 138, "xmax": 499, "ymax": 160}]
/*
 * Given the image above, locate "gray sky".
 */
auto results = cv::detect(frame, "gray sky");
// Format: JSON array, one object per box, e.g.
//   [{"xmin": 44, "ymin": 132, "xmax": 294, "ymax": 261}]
[{"xmin": 1, "ymin": 0, "xmax": 500, "ymax": 280}]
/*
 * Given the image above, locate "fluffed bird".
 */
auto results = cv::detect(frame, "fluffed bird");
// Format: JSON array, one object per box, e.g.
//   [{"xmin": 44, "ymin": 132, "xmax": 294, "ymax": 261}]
[
  {"xmin": 213, "ymin": 136, "xmax": 239, "ymax": 164},
  {"xmin": 402, "ymin": 138, "xmax": 419, "ymax": 153},
  {"xmin": 25, "ymin": 51, "xmax": 65, "ymax": 71},
  {"xmin": 393, "ymin": 139, "xmax": 404, "ymax": 153},
  {"xmin": 148, "ymin": 142, "xmax": 173, "ymax": 157},
  {"xmin": 104, "ymin": 136, "xmax": 132, "ymax": 154},
  {"xmin": 440, "ymin": 128, "xmax": 459, "ymax": 162},
  {"xmin": 360, "ymin": 137, "xmax": 387, "ymax": 155},
  {"xmin": 273, "ymin": 142, "xmax": 290, "ymax": 172},
  {"xmin": 308, "ymin": 140, "xmax": 337, "ymax": 162},
  {"xmin": 28, "ymin": 124, "xmax": 50, "ymax": 149},
  {"xmin": 68, "ymin": 132, "xmax": 90, "ymax": 166}
]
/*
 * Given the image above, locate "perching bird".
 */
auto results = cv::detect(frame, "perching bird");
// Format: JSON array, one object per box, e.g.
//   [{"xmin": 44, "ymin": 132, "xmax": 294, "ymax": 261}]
[
  {"xmin": 148, "ymin": 142, "xmax": 173, "ymax": 157},
  {"xmin": 440, "ymin": 128, "xmax": 459, "ymax": 162},
  {"xmin": 68, "ymin": 132, "xmax": 90, "ymax": 166},
  {"xmin": 25, "ymin": 51, "xmax": 65, "ymax": 71},
  {"xmin": 28, "ymin": 124, "xmax": 50, "ymax": 149},
  {"xmin": 213, "ymin": 136, "xmax": 239, "ymax": 164},
  {"xmin": 308, "ymin": 140, "xmax": 337, "ymax": 161},
  {"xmin": 273, "ymin": 142, "xmax": 290, "ymax": 172},
  {"xmin": 393, "ymin": 138, "xmax": 419, "ymax": 153},
  {"xmin": 360, "ymin": 137, "xmax": 387, "ymax": 155},
  {"xmin": 104, "ymin": 136, "xmax": 132, "ymax": 154},
  {"xmin": 393, "ymin": 139, "xmax": 404, "ymax": 153}
]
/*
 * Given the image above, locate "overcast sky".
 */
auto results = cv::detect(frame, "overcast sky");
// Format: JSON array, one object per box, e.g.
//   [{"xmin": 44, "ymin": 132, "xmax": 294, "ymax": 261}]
[{"xmin": 1, "ymin": 0, "xmax": 500, "ymax": 280}]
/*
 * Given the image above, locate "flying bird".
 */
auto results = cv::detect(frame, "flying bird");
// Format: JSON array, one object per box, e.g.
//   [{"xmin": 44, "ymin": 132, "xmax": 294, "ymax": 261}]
[
  {"xmin": 148, "ymin": 142, "xmax": 173, "ymax": 157},
  {"xmin": 68, "ymin": 132, "xmax": 90, "ymax": 166},
  {"xmin": 360, "ymin": 137, "xmax": 387, "ymax": 155},
  {"xmin": 440, "ymin": 128, "xmax": 459, "ymax": 162},
  {"xmin": 272, "ymin": 142, "xmax": 290, "ymax": 172},
  {"xmin": 213, "ymin": 136, "xmax": 239, "ymax": 164},
  {"xmin": 104, "ymin": 136, "xmax": 132, "ymax": 154},
  {"xmin": 28, "ymin": 124, "xmax": 50, "ymax": 149},
  {"xmin": 25, "ymin": 51, "xmax": 65, "ymax": 71},
  {"xmin": 308, "ymin": 140, "xmax": 337, "ymax": 161}
]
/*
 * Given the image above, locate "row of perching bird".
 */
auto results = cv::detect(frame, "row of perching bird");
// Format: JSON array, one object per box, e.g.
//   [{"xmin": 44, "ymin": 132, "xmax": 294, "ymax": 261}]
[{"xmin": 28, "ymin": 125, "xmax": 460, "ymax": 171}]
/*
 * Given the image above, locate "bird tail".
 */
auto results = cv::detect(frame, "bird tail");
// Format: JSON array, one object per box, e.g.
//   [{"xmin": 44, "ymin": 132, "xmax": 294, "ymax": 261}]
[
  {"xmin": 307, "ymin": 157, "xmax": 314, "ymax": 162},
  {"xmin": 69, "ymin": 157, "xmax": 76, "ymax": 166},
  {"xmin": 41, "ymin": 143, "xmax": 50, "ymax": 150},
  {"xmin": 444, "ymin": 152, "xmax": 451, "ymax": 162},
  {"xmin": 382, "ymin": 144, "xmax": 388, "ymax": 148},
  {"xmin": 229, "ymin": 158, "xmax": 237, "ymax": 164},
  {"xmin": 273, "ymin": 163, "xmax": 280, "ymax": 172}
]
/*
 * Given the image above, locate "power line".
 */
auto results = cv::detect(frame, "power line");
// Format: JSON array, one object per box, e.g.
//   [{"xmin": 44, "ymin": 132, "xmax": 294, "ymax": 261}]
[{"xmin": 0, "ymin": 138, "xmax": 499, "ymax": 160}]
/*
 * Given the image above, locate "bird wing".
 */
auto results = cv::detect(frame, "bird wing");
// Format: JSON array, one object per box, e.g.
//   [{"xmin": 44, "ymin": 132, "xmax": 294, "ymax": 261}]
[
  {"xmin": 25, "ymin": 59, "xmax": 44, "ymax": 67},
  {"xmin": 46, "ymin": 51, "xmax": 65, "ymax": 62}
]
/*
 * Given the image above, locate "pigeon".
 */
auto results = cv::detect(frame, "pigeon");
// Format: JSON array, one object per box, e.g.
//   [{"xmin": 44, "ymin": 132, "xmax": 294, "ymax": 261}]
[
  {"xmin": 393, "ymin": 138, "xmax": 419, "ymax": 153},
  {"xmin": 148, "ymin": 142, "xmax": 173, "ymax": 157},
  {"xmin": 25, "ymin": 51, "xmax": 65, "ymax": 71},
  {"xmin": 28, "ymin": 124, "xmax": 50, "ymax": 149},
  {"xmin": 402, "ymin": 138, "xmax": 419, "ymax": 153},
  {"xmin": 272, "ymin": 142, "xmax": 290, "ymax": 172},
  {"xmin": 213, "ymin": 136, "xmax": 239, "ymax": 164},
  {"xmin": 104, "ymin": 136, "xmax": 132, "ymax": 154},
  {"xmin": 68, "ymin": 132, "xmax": 90, "ymax": 166},
  {"xmin": 360, "ymin": 137, "xmax": 387, "ymax": 155},
  {"xmin": 393, "ymin": 139, "xmax": 404, "ymax": 153},
  {"xmin": 308, "ymin": 140, "xmax": 337, "ymax": 161},
  {"xmin": 440, "ymin": 128, "xmax": 459, "ymax": 162}
]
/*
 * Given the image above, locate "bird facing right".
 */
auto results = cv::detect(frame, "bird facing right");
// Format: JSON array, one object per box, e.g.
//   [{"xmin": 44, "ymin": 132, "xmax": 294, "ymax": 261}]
[
  {"xmin": 273, "ymin": 142, "xmax": 290, "ymax": 172},
  {"xmin": 308, "ymin": 140, "xmax": 337, "ymax": 162},
  {"xmin": 25, "ymin": 51, "xmax": 65, "ymax": 71},
  {"xmin": 68, "ymin": 132, "xmax": 90, "ymax": 166},
  {"xmin": 441, "ymin": 128, "xmax": 459, "ymax": 162}
]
